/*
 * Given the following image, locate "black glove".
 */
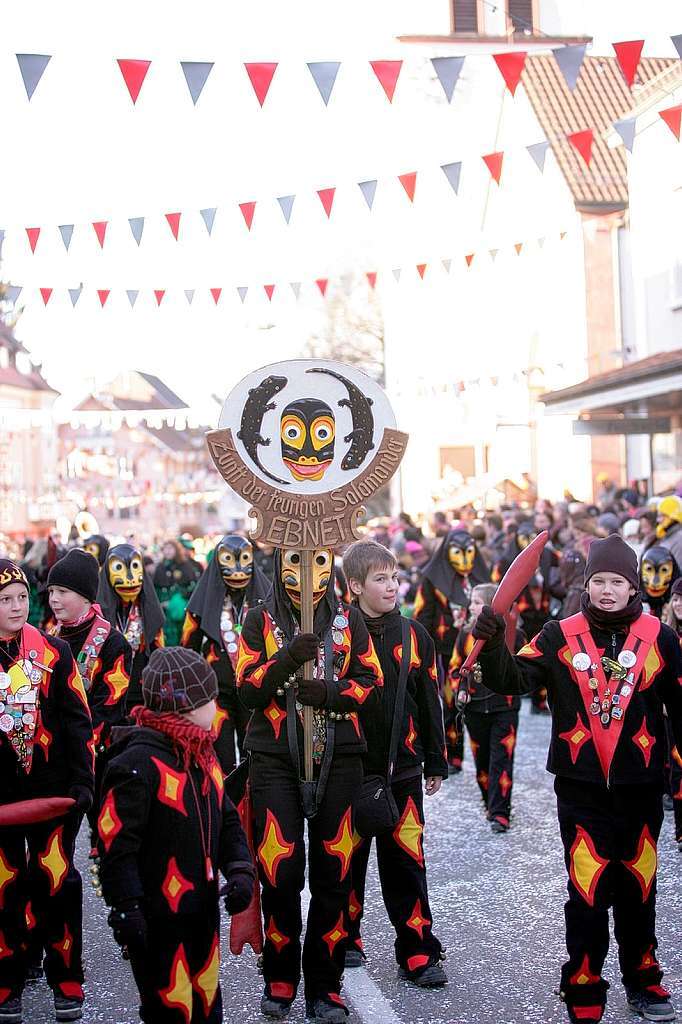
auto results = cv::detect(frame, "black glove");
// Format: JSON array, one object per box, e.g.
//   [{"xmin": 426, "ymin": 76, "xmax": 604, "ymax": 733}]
[
  {"xmin": 296, "ymin": 677, "xmax": 327, "ymax": 708},
  {"xmin": 68, "ymin": 785, "xmax": 93, "ymax": 814},
  {"xmin": 220, "ymin": 869, "xmax": 254, "ymax": 915},
  {"xmin": 108, "ymin": 901, "xmax": 147, "ymax": 953},
  {"xmin": 471, "ymin": 606, "xmax": 506, "ymax": 649},
  {"xmin": 288, "ymin": 633, "xmax": 319, "ymax": 666}
]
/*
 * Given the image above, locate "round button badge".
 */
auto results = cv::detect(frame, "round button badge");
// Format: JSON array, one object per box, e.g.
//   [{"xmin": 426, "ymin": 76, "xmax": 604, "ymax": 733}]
[
  {"xmin": 572, "ymin": 652, "xmax": 591, "ymax": 672},
  {"xmin": 617, "ymin": 650, "xmax": 636, "ymax": 669}
]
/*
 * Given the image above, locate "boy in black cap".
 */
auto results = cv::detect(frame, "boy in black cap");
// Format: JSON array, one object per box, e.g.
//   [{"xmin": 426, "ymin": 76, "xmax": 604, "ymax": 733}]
[
  {"xmin": 98, "ymin": 647, "xmax": 254, "ymax": 1023},
  {"xmin": 473, "ymin": 535, "xmax": 682, "ymax": 1024}
]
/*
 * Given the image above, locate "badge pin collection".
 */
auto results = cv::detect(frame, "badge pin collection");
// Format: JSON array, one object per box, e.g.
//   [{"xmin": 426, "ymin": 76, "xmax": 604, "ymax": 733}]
[
  {"xmin": 220, "ymin": 609, "xmax": 242, "ymax": 655},
  {"xmin": 123, "ymin": 606, "xmax": 143, "ymax": 652},
  {"xmin": 77, "ymin": 625, "xmax": 109, "ymax": 690},
  {"xmin": 572, "ymin": 649, "xmax": 637, "ymax": 726}
]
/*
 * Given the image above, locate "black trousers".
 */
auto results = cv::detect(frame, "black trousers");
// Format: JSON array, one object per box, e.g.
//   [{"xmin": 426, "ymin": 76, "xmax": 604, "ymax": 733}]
[
  {"xmin": 0, "ymin": 811, "xmax": 84, "ymax": 1003},
  {"xmin": 555, "ymin": 777, "xmax": 665, "ymax": 1023},
  {"xmin": 664, "ymin": 719, "xmax": 682, "ymax": 842},
  {"xmin": 213, "ymin": 689, "xmax": 251, "ymax": 774},
  {"xmin": 439, "ymin": 654, "xmax": 464, "ymax": 768},
  {"xmin": 347, "ymin": 775, "xmax": 442, "ymax": 973},
  {"xmin": 464, "ymin": 709, "xmax": 518, "ymax": 825},
  {"xmin": 250, "ymin": 751, "xmax": 363, "ymax": 1005}
]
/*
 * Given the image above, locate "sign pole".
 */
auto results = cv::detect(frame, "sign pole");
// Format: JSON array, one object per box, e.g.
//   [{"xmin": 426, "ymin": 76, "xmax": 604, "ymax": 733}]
[{"xmin": 299, "ymin": 548, "xmax": 315, "ymax": 782}]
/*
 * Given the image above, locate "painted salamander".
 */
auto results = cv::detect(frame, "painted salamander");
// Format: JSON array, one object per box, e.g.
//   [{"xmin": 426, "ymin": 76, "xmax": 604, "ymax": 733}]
[
  {"xmin": 306, "ymin": 367, "xmax": 375, "ymax": 470},
  {"xmin": 237, "ymin": 374, "xmax": 289, "ymax": 485}
]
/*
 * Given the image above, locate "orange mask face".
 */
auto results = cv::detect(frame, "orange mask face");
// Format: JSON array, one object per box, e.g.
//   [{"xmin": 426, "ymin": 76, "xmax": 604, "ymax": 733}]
[
  {"xmin": 281, "ymin": 549, "xmax": 333, "ymax": 609},
  {"xmin": 107, "ymin": 545, "xmax": 144, "ymax": 603}
]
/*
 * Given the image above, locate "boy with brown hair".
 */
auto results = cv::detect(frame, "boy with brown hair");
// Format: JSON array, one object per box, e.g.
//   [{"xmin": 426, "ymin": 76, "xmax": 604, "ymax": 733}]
[{"xmin": 342, "ymin": 540, "xmax": 448, "ymax": 988}]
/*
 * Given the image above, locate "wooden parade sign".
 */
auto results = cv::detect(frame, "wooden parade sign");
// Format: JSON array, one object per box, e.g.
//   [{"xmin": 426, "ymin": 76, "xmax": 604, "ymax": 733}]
[{"xmin": 206, "ymin": 359, "xmax": 408, "ymax": 549}]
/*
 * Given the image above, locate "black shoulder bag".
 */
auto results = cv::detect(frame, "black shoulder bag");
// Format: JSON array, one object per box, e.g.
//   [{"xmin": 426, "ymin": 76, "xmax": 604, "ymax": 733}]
[{"xmin": 355, "ymin": 617, "xmax": 411, "ymax": 839}]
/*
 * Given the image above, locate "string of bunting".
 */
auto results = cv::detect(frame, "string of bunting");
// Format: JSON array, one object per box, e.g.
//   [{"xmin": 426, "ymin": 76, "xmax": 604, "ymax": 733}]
[
  {"xmin": 10, "ymin": 38, "xmax": 682, "ymax": 106},
  {"xmin": 0, "ymin": 229, "xmax": 570, "ymax": 310}
]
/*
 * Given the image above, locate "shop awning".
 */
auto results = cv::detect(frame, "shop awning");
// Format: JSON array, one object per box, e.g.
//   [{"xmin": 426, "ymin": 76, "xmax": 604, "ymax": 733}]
[{"xmin": 539, "ymin": 349, "xmax": 682, "ymax": 416}]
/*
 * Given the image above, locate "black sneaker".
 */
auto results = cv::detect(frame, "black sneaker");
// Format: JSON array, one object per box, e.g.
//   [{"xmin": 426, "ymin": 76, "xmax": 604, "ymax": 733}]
[
  {"xmin": 305, "ymin": 997, "xmax": 348, "ymax": 1022},
  {"xmin": 0, "ymin": 997, "xmax": 22, "ymax": 1023},
  {"xmin": 260, "ymin": 994, "xmax": 291, "ymax": 1019},
  {"xmin": 491, "ymin": 819, "xmax": 510, "ymax": 834},
  {"xmin": 344, "ymin": 948, "xmax": 365, "ymax": 968},
  {"xmin": 399, "ymin": 962, "xmax": 448, "ymax": 988},
  {"xmin": 662, "ymin": 794, "xmax": 674, "ymax": 812},
  {"xmin": 625, "ymin": 987, "xmax": 676, "ymax": 1021},
  {"xmin": 25, "ymin": 965, "xmax": 43, "ymax": 985},
  {"xmin": 53, "ymin": 994, "xmax": 83, "ymax": 1022}
]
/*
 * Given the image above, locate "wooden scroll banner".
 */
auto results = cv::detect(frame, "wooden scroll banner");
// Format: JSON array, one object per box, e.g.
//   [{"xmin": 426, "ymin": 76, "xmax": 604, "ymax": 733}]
[{"xmin": 207, "ymin": 359, "xmax": 408, "ymax": 781}]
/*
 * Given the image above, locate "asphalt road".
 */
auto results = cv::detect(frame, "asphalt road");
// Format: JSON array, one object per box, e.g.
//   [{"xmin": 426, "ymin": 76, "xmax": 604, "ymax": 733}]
[{"xmin": 25, "ymin": 702, "xmax": 682, "ymax": 1023}]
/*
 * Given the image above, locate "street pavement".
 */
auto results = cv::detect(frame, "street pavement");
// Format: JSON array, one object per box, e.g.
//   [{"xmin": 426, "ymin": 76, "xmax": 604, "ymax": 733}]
[{"xmin": 26, "ymin": 702, "xmax": 682, "ymax": 1024}]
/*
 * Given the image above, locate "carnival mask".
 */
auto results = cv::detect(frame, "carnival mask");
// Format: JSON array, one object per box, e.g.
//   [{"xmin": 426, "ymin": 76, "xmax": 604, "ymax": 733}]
[
  {"xmin": 281, "ymin": 548, "xmax": 333, "ymax": 609},
  {"xmin": 280, "ymin": 398, "xmax": 335, "ymax": 482},
  {"xmin": 447, "ymin": 531, "xmax": 476, "ymax": 575},
  {"xmin": 640, "ymin": 547, "xmax": 674, "ymax": 599},
  {"xmin": 83, "ymin": 540, "xmax": 100, "ymax": 560},
  {"xmin": 216, "ymin": 535, "xmax": 253, "ymax": 590},
  {"xmin": 517, "ymin": 523, "xmax": 538, "ymax": 550},
  {"xmin": 107, "ymin": 544, "xmax": 144, "ymax": 604}
]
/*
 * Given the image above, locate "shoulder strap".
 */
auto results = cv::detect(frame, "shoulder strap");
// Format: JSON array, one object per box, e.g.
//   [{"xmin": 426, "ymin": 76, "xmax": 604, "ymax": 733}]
[
  {"xmin": 559, "ymin": 611, "xmax": 589, "ymax": 638},
  {"xmin": 387, "ymin": 617, "xmax": 412, "ymax": 782}
]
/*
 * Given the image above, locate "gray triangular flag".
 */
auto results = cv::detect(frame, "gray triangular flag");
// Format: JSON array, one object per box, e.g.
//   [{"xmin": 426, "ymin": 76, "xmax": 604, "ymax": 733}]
[
  {"xmin": 237, "ymin": 286, "xmax": 248, "ymax": 303},
  {"xmin": 290, "ymin": 282, "xmax": 301, "ymax": 299},
  {"xmin": 431, "ymin": 56, "xmax": 465, "ymax": 102},
  {"xmin": 358, "ymin": 180, "xmax": 378, "ymax": 210},
  {"xmin": 59, "ymin": 224, "xmax": 74, "ymax": 251},
  {"xmin": 527, "ymin": 140, "xmax": 549, "ymax": 173},
  {"xmin": 184, "ymin": 289, "xmax": 195, "ymax": 304},
  {"xmin": 440, "ymin": 161, "xmax": 462, "ymax": 194},
  {"xmin": 277, "ymin": 196, "xmax": 295, "ymax": 224},
  {"xmin": 16, "ymin": 54, "xmax": 51, "ymax": 100},
  {"xmin": 307, "ymin": 62, "xmax": 341, "ymax": 105},
  {"xmin": 671, "ymin": 34, "xmax": 682, "ymax": 59},
  {"xmin": 200, "ymin": 208, "xmax": 216, "ymax": 235},
  {"xmin": 180, "ymin": 61, "xmax": 214, "ymax": 105},
  {"xmin": 614, "ymin": 117, "xmax": 636, "ymax": 152},
  {"xmin": 442, "ymin": 259, "xmax": 452, "ymax": 273},
  {"xmin": 537, "ymin": 237, "xmax": 546, "ymax": 248},
  {"xmin": 126, "ymin": 289, "xmax": 139, "ymax": 308},
  {"xmin": 6, "ymin": 285, "xmax": 22, "ymax": 304},
  {"xmin": 68, "ymin": 286, "xmax": 82, "ymax": 307},
  {"xmin": 489, "ymin": 249, "xmax": 498, "ymax": 261},
  {"xmin": 392, "ymin": 268, "xmax": 401, "ymax": 282},
  {"xmin": 128, "ymin": 217, "xmax": 144, "ymax": 245},
  {"xmin": 553, "ymin": 44, "xmax": 586, "ymax": 91},
  {"xmin": 340, "ymin": 273, "xmax": 353, "ymax": 296}
]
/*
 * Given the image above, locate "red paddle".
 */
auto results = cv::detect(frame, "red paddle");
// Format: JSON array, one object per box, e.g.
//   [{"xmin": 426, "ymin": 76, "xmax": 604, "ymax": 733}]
[
  {"xmin": 0, "ymin": 796, "xmax": 75, "ymax": 827},
  {"xmin": 461, "ymin": 530, "xmax": 550, "ymax": 674}
]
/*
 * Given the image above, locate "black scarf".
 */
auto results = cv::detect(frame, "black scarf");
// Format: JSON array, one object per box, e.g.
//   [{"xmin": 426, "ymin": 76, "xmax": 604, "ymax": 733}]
[
  {"xmin": 264, "ymin": 549, "xmax": 336, "ymax": 642},
  {"xmin": 419, "ymin": 530, "xmax": 490, "ymax": 604},
  {"xmin": 186, "ymin": 547, "xmax": 270, "ymax": 645},
  {"xmin": 580, "ymin": 590, "xmax": 643, "ymax": 634},
  {"xmin": 362, "ymin": 606, "xmax": 401, "ymax": 639}
]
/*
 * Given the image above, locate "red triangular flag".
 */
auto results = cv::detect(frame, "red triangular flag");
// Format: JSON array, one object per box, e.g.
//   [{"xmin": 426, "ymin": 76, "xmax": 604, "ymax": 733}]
[
  {"xmin": 92, "ymin": 221, "xmax": 108, "ymax": 248},
  {"xmin": 493, "ymin": 51, "xmax": 527, "ymax": 96},
  {"xmin": 165, "ymin": 212, "xmax": 181, "ymax": 240},
  {"xmin": 514, "ymin": 242, "xmax": 523, "ymax": 255},
  {"xmin": 366, "ymin": 271, "xmax": 377, "ymax": 289},
  {"xmin": 117, "ymin": 59, "xmax": 151, "ymax": 104},
  {"xmin": 239, "ymin": 202, "xmax": 256, "ymax": 230},
  {"xmin": 398, "ymin": 172, "xmax": 417, "ymax": 202},
  {"xmin": 26, "ymin": 227, "xmax": 41, "ymax": 253},
  {"xmin": 612, "ymin": 40, "xmax": 644, "ymax": 88},
  {"xmin": 659, "ymin": 104, "xmax": 682, "ymax": 140},
  {"xmin": 482, "ymin": 152, "xmax": 504, "ymax": 184},
  {"xmin": 154, "ymin": 289, "xmax": 165, "ymax": 306},
  {"xmin": 264, "ymin": 284, "xmax": 275, "ymax": 302},
  {"xmin": 465, "ymin": 253, "xmax": 475, "ymax": 267},
  {"xmin": 210, "ymin": 288, "xmax": 222, "ymax": 305},
  {"xmin": 39, "ymin": 287, "xmax": 52, "ymax": 305},
  {"xmin": 567, "ymin": 129, "xmax": 594, "ymax": 167},
  {"xmin": 315, "ymin": 278, "xmax": 328, "ymax": 297},
  {"xmin": 416, "ymin": 263, "xmax": 427, "ymax": 279},
  {"xmin": 97, "ymin": 289, "xmax": 110, "ymax": 307},
  {"xmin": 244, "ymin": 63, "xmax": 278, "ymax": 106},
  {"xmin": 317, "ymin": 188, "xmax": 336, "ymax": 218},
  {"xmin": 369, "ymin": 60, "xmax": 402, "ymax": 102}
]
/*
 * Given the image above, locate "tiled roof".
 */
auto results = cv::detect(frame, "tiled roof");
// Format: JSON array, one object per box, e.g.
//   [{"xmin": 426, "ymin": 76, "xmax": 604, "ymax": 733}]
[
  {"xmin": 522, "ymin": 55, "xmax": 682, "ymax": 208},
  {"xmin": 137, "ymin": 372, "xmax": 187, "ymax": 410},
  {"xmin": 74, "ymin": 371, "xmax": 188, "ymax": 412},
  {"xmin": 540, "ymin": 348, "xmax": 682, "ymax": 404}
]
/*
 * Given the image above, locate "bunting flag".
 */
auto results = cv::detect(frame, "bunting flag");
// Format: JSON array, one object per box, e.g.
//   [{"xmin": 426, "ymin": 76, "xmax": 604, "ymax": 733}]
[
  {"xmin": 614, "ymin": 117, "xmax": 637, "ymax": 152},
  {"xmin": 277, "ymin": 195, "xmax": 295, "ymax": 224},
  {"xmin": 493, "ymin": 51, "xmax": 527, "ymax": 96},
  {"xmin": 416, "ymin": 263, "xmax": 427, "ymax": 279},
  {"xmin": 97, "ymin": 289, "xmax": 110, "ymax": 307},
  {"xmin": 200, "ymin": 208, "xmax": 216, "ymax": 235},
  {"xmin": 465, "ymin": 253, "xmax": 475, "ymax": 267},
  {"xmin": 127, "ymin": 289, "xmax": 139, "ymax": 307},
  {"xmin": 315, "ymin": 278, "xmax": 328, "ymax": 297},
  {"xmin": 26, "ymin": 227, "xmax": 41, "ymax": 253},
  {"xmin": 290, "ymin": 282, "xmax": 301, "ymax": 299},
  {"xmin": 16, "ymin": 54, "xmax": 51, "ymax": 100},
  {"xmin": 526, "ymin": 140, "xmax": 549, "ymax": 172},
  {"xmin": 117, "ymin": 59, "xmax": 151, "ymax": 104},
  {"xmin": 154, "ymin": 289, "xmax": 165, "ymax": 306},
  {"xmin": 307, "ymin": 62, "xmax": 340, "ymax": 105},
  {"xmin": 6, "ymin": 286, "xmax": 22, "ymax": 304},
  {"xmin": 431, "ymin": 56, "xmax": 464, "ymax": 102},
  {"xmin": 442, "ymin": 258, "xmax": 452, "ymax": 273},
  {"xmin": 40, "ymin": 288, "xmax": 52, "ymax": 306},
  {"xmin": 659, "ymin": 103, "xmax": 682, "ymax": 140},
  {"xmin": 392, "ymin": 268, "xmax": 401, "ymax": 282},
  {"xmin": 553, "ymin": 44, "xmax": 586, "ymax": 91},
  {"xmin": 184, "ymin": 289, "xmax": 195, "ymax": 305},
  {"xmin": 398, "ymin": 172, "xmax": 417, "ymax": 202},
  {"xmin": 165, "ymin": 212, "xmax": 181, "ymax": 240},
  {"xmin": 180, "ymin": 61, "xmax": 213, "ymax": 105},
  {"xmin": 358, "ymin": 179, "xmax": 377, "ymax": 209},
  {"xmin": 244, "ymin": 63, "xmax": 278, "ymax": 106},
  {"xmin": 514, "ymin": 242, "xmax": 523, "ymax": 255},
  {"xmin": 672, "ymin": 34, "xmax": 682, "ymax": 59},
  {"xmin": 210, "ymin": 287, "xmax": 222, "ymax": 305},
  {"xmin": 92, "ymin": 221, "xmax": 108, "ymax": 248},
  {"xmin": 239, "ymin": 202, "xmax": 256, "ymax": 230},
  {"xmin": 482, "ymin": 151, "xmax": 504, "ymax": 184},
  {"xmin": 317, "ymin": 188, "xmax": 335, "ymax": 217},
  {"xmin": 489, "ymin": 249, "xmax": 498, "ymax": 261},
  {"xmin": 370, "ymin": 60, "xmax": 402, "ymax": 102},
  {"xmin": 612, "ymin": 40, "xmax": 644, "ymax": 88},
  {"xmin": 129, "ymin": 217, "xmax": 144, "ymax": 245},
  {"xmin": 340, "ymin": 273, "xmax": 353, "ymax": 295},
  {"xmin": 59, "ymin": 224, "xmax": 74, "ymax": 251},
  {"xmin": 440, "ymin": 161, "xmax": 462, "ymax": 194},
  {"xmin": 567, "ymin": 129, "xmax": 594, "ymax": 166},
  {"xmin": 366, "ymin": 271, "xmax": 377, "ymax": 289},
  {"xmin": 237, "ymin": 286, "xmax": 248, "ymax": 303},
  {"xmin": 68, "ymin": 286, "xmax": 82, "ymax": 307},
  {"xmin": 264, "ymin": 284, "xmax": 275, "ymax": 301}
]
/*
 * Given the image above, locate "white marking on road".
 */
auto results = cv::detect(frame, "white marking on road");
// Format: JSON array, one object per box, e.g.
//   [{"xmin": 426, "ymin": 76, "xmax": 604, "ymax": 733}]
[{"xmin": 343, "ymin": 968, "xmax": 403, "ymax": 1024}]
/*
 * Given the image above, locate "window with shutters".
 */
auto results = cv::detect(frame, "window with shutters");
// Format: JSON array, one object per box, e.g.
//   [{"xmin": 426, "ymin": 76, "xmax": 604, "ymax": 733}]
[
  {"xmin": 451, "ymin": 0, "xmax": 481, "ymax": 33},
  {"xmin": 506, "ymin": 0, "xmax": 537, "ymax": 34}
]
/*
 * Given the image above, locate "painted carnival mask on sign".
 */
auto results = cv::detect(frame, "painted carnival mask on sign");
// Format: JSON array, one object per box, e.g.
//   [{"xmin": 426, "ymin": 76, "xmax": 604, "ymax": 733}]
[
  {"xmin": 281, "ymin": 548, "xmax": 333, "ymax": 608},
  {"xmin": 216, "ymin": 536, "xmax": 253, "ymax": 590},
  {"xmin": 107, "ymin": 544, "xmax": 144, "ymax": 603},
  {"xmin": 640, "ymin": 546, "xmax": 675, "ymax": 599},
  {"xmin": 280, "ymin": 398, "xmax": 336, "ymax": 482}
]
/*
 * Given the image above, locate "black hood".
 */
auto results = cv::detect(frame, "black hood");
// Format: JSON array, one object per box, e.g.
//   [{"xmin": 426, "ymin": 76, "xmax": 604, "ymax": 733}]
[
  {"xmin": 187, "ymin": 542, "xmax": 271, "ymax": 645},
  {"xmin": 264, "ymin": 549, "xmax": 336, "ymax": 642},
  {"xmin": 420, "ymin": 529, "xmax": 490, "ymax": 603},
  {"xmin": 97, "ymin": 560, "xmax": 165, "ymax": 646}
]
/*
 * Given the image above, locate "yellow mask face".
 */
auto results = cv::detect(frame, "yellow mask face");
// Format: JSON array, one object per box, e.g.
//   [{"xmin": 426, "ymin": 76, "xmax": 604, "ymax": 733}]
[
  {"xmin": 83, "ymin": 541, "xmax": 100, "ymax": 560},
  {"xmin": 107, "ymin": 546, "xmax": 144, "ymax": 603},
  {"xmin": 216, "ymin": 536, "xmax": 253, "ymax": 590},
  {"xmin": 641, "ymin": 558, "xmax": 674, "ymax": 598},
  {"xmin": 448, "ymin": 543, "xmax": 475, "ymax": 575},
  {"xmin": 281, "ymin": 548, "xmax": 333, "ymax": 609}
]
